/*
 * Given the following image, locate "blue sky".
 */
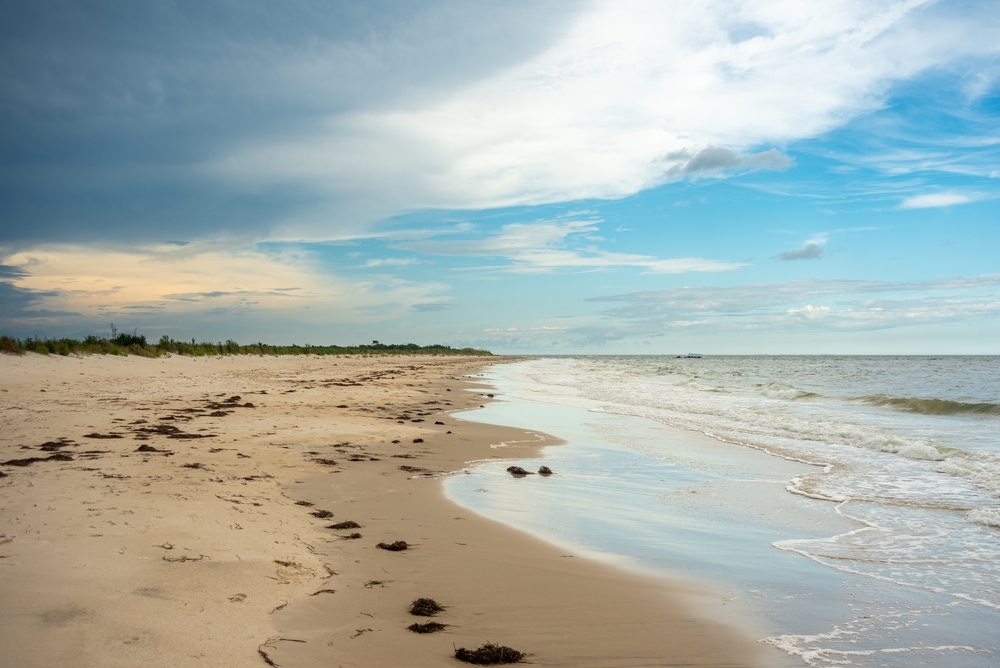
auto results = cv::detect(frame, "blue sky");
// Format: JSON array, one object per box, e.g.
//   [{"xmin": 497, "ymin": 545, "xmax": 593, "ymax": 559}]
[{"xmin": 1, "ymin": 0, "xmax": 998, "ymax": 353}]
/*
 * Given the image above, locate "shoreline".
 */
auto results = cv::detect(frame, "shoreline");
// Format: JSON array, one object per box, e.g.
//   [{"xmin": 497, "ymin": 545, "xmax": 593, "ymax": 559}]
[{"xmin": 1, "ymin": 352, "xmax": 769, "ymax": 667}]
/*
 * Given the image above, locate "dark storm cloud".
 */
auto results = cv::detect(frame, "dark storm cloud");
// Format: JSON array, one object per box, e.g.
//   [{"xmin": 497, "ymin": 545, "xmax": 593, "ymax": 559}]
[
  {"xmin": 0, "ymin": 0, "xmax": 580, "ymax": 246},
  {"xmin": 0, "ymin": 281, "xmax": 76, "ymax": 319},
  {"xmin": 0, "ymin": 264, "xmax": 29, "ymax": 279}
]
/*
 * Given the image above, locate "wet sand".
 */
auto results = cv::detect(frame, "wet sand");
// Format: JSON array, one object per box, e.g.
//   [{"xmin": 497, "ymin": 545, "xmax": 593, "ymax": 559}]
[{"xmin": 0, "ymin": 352, "xmax": 769, "ymax": 667}]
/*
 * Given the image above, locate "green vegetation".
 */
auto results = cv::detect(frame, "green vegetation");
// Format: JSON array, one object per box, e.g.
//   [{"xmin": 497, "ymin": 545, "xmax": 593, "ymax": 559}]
[{"xmin": 0, "ymin": 334, "xmax": 491, "ymax": 357}]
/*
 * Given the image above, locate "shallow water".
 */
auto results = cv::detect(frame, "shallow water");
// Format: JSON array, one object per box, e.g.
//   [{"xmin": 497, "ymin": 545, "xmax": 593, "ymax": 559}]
[{"xmin": 444, "ymin": 357, "xmax": 1000, "ymax": 667}]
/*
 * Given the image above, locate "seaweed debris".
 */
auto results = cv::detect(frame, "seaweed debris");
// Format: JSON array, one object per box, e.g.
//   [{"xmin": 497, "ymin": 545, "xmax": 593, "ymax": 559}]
[
  {"xmin": 327, "ymin": 520, "xmax": 360, "ymax": 530},
  {"xmin": 310, "ymin": 510, "xmax": 333, "ymax": 519},
  {"xmin": 506, "ymin": 466, "xmax": 531, "ymax": 477},
  {"xmin": 163, "ymin": 554, "xmax": 206, "ymax": 563},
  {"xmin": 135, "ymin": 444, "xmax": 171, "ymax": 454},
  {"xmin": 312, "ymin": 458, "xmax": 338, "ymax": 466},
  {"xmin": 134, "ymin": 425, "xmax": 183, "ymax": 436},
  {"xmin": 407, "ymin": 621, "xmax": 447, "ymax": 634},
  {"xmin": 2, "ymin": 453, "xmax": 74, "ymax": 466},
  {"xmin": 258, "ymin": 648, "xmax": 278, "ymax": 667},
  {"xmin": 454, "ymin": 643, "xmax": 525, "ymax": 665},
  {"xmin": 538, "ymin": 466, "xmax": 553, "ymax": 476},
  {"xmin": 408, "ymin": 598, "xmax": 444, "ymax": 616},
  {"xmin": 83, "ymin": 432, "xmax": 124, "ymax": 439},
  {"xmin": 39, "ymin": 439, "xmax": 74, "ymax": 451},
  {"xmin": 376, "ymin": 540, "xmax": 409, "ymax": 552}
]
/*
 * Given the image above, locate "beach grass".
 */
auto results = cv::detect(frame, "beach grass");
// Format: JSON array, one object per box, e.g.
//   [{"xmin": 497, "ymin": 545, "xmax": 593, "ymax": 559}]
[{"xmin": 0, "ymin": 334, "xmax": 491, "ymax": 358}]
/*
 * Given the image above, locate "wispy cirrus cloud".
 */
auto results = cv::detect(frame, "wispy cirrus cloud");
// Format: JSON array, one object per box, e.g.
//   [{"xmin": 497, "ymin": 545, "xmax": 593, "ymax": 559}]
[
  {"xmin": 363, "ymin": 258, "xmax": 423, "ymax": 268},
  {"xmin": 393, "ymin": 218, "xmax": 745, "ymax": 274},
  {"xmin": 578, "ymin": 275, "xmax": 1000, "ymax": 341},
  {"xmin": 899, "ymin": 192, "xmax": 979, "ymax": 209}
]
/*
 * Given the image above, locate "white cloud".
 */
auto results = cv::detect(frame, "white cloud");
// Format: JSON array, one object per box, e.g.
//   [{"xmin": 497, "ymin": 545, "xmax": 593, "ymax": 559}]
[
  {"xmin": 899, "ymin": 192, "xmax": 978, "ymax": 209},
  {"xmin": 581, "ymin": 275, "xmax": 1000, "ymax": 338},
  {"xmin": 363, "ymin": 258, "xmax": 422, "ymax": 267},
  {"xmin": 0, "ymin": 244, "xmax": 445, "ymax": 324},
  {"xmin": 787, "ymin": 304, "xmax": 831, "ymax": 319},
  {"xmin": 394, "ymin": 218, "xmax": 745, "ymax": 274},
  {"xmin": 208, "ymin": 0, "xmax": 1000, "ymax": 236},
  {"xmin": 774, "ymin": 242, "xmax": 823, "ymax": 261}
]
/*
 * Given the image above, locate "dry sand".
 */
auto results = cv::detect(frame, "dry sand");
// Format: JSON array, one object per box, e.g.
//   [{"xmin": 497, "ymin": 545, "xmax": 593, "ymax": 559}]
[{"xmin": 0, "ymin": 353, "xmax": 772, "ymax": 667}]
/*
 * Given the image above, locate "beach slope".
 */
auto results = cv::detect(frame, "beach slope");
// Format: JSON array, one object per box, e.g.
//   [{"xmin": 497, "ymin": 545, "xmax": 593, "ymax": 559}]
[{"xmin": 0, "ymin": 353, "xmax": 768, "ymax": 667}]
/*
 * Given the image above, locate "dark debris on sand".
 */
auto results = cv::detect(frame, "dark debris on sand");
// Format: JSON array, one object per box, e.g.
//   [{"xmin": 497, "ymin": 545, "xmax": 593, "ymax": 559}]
[
  {"xmin": 454, "ymin": 643, "xmax": 525, "ymax": 665},
  {"xmin": 328, "ymin": 520, "xmax": 360, "ymax": 530},
  {"xmin": 506, "ymin": 466, "xmax": 532, "ymax": 477},
  {"xmin": 39, "ymin": 438, "xmax": 75, "ymax": 451},
  {"xmin": 407, "ymin": 621, "xmax": 446, "ymax": 634},
  {"xmin": 2, "ymin": 453, "xmax": 74, "ymax": 466},
  {"xmin": 310, "ymin": 510, "xmax": 334, "ymax": 519},
  {"xmin": 312, "ymin": 458, "xmax": 338, "ymax": 466},
  {"xmin": 377, "ymin": 540, "xmax": 409, "ymax": 551},
  {"xmin": 135, "ymin": 444, "xmax": 172, "ymax": 454},
  {"xmin": 408, "ymin": 598, "xmax": 444, "ymax": 616}
]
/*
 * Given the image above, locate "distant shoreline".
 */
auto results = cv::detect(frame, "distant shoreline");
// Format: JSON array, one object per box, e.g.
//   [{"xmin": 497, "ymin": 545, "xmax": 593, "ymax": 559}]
[{"xmin": 0, "ymin": 334, "xmax": 492, "ymax": 358}]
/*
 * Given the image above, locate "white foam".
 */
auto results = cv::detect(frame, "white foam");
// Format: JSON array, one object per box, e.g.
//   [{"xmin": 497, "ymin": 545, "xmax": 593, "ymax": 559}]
[
  {"xmin": 492, "ymin": 358, "xmax": 1000, "ymax": 652},
  {"xmin": 966, "ymin": 507, "xmax": 1000, "ymax": 528}
]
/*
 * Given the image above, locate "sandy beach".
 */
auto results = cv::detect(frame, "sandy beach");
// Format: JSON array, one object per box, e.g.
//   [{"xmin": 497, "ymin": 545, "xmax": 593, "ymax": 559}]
[{"xmin": 0, "ymin": 353, "xmax": 769, "ymax": 667}]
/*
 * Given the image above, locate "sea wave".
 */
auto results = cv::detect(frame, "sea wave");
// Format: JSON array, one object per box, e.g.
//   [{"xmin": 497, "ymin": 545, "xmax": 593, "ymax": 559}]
[
  {"xmin": 966, "ymin": 507, "xmax": 1000, "ymax": 528},
  {"xmin": 860, "ymin": 394, "xmax": 1000, "ymax": 416},
  {"xmin": 756, "ymin": 382, "xmax": 821, "ymax": 401}
]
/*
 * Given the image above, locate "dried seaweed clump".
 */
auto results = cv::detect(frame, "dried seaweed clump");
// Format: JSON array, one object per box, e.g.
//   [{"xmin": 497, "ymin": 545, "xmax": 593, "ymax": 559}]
[
  {"xmin": 454, "ymin": 643, "xmax": 525, "ymax": 665},
  {"xmin": 310, "ymin": 509, "xmax": 334, "ymax": 519},
  {"xmin": 407, "ymin": 621, "xmax": 446, "ymax": 634},
  {"xmin": 408, "ymin": 598, "xmax": 444, "ymax": 616},
  {"xmin": 376, "ymin": 540, "xmax": 408, "ymax": 551},
  {"xmin": 312, "ymin": 458, "xmax": 338, "ymax": 466},
  {"xmin": 328, "ymin": 520, "xmax": 360, "ymax": 530},
  {"xmin": 2, "ymin": 453, "xmax": 74, "ymax": 466}
]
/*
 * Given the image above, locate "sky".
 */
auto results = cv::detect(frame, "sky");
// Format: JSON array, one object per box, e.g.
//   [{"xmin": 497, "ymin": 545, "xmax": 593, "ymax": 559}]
[{"xmin": 1, "ymin": 0, "xmax": 999, "ymax": 354}]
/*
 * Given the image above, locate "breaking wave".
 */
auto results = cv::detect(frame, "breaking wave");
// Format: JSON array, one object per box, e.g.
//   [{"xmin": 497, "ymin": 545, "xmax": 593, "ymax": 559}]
[{"xmin": 860, "ymin": 395, "xmax": 1000, "ymax": 416}]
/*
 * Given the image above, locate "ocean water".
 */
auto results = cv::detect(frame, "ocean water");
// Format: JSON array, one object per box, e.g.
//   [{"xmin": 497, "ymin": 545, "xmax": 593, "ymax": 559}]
[{"xmin": 444, "ymin": 356, "xmax": 1000, "ymax": 667}]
